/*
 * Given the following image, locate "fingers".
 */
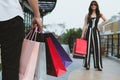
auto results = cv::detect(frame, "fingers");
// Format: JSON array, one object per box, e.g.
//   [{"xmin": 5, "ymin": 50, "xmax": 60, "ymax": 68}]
[
  {"xmin": 81, "ymin": 37, "xmax": 84, "ymax": 39},
  {"xmin": 80, "ymin": 35, "xmax": 84, "ymax": 39},
  {"xmin": 32, "ymin": 17, "xmax": 42, "ymax": 29},
  {"xmin": 97, "ymin": 26, "xmax": 101, "ymax": 32}
]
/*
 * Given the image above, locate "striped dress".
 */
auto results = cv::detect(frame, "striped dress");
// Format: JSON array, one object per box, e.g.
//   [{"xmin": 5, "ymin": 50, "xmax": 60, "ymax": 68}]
[{"xmin": 84, "ymin": 17, "xmax": 103, "ymax": 70}]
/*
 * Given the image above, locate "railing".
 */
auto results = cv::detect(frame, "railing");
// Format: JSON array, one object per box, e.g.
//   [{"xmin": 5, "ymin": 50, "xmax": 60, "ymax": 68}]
[{"xmin": 101, "ymin": 33, "xmax": 120, "ymax": 58}]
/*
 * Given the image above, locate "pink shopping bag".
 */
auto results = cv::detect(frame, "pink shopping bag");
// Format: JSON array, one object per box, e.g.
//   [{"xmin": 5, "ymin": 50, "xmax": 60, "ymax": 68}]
[
  {"xmin": 74, "ymin": 38, "xmax": 87, "ymax": 55},
  {"xmin": 19, "ymin": 28, "xmax": 40, "ymax": 80}
]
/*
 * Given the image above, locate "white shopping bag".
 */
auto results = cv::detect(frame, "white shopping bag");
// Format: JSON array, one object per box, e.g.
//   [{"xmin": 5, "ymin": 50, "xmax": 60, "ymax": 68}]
[{"xmin": 34, "ymin": 42, "xmax": 46, "ymax": 80}]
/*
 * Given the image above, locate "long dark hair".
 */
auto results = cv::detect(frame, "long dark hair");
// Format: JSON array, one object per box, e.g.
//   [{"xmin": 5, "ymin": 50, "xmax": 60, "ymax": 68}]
[{"xmin": 88, "ymin": 0, "xmax": 101, "ymax": 19}]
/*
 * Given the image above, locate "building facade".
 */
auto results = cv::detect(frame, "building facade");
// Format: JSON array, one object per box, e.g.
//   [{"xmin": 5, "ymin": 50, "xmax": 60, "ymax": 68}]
[
  {"xmin": 20, "ymin": 0, "xmax": 33, "ymax": 34},
  {"xmin": 19, "ymin": 0, "xmax": 57, "ymax": 34},
  {"xmin": 100, "ymin": 19, "xmax": 120, "ymax": 58}
]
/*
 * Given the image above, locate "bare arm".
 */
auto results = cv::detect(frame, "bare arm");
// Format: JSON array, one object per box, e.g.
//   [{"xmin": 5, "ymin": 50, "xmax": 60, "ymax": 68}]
[
  {"xmin": 97, "ymin": 13, "xmax": 108, "ymax": 32},
  {"xmin": 27, "ymin": 0, "xmax": 42, "ymax": 28},
  {"xmin": 99, "ymin": 13, "xmax": 108, "ymax": 27},
  {"xmin": 81, "ymin": 14, "xmax": 88, "ymax": 39}
]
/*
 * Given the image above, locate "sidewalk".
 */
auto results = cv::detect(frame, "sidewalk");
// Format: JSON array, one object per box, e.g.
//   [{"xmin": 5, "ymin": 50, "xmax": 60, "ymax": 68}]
[
  {"xmin": 0, "ymin": 55, "xmax": 120, "ymax": 80},
  {"xmin": 68, "ymin": 57, "xmax": 120, "ymax": 80},
  {"xmin": 47, "ymin": 55, "xmax": 120, "ymax": 80}
]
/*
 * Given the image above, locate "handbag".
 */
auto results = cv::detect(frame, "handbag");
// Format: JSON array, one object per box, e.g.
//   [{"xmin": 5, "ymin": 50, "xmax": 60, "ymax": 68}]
[
  {"xmin": 19, "ymin": 28, "xmax": 39, "ymax": 80},
  {"xmin": 46, "ymin": 37, "xmax": 66, "ymax": 77},
  {"xmin": 73, "ymin": 38, "xmax": 87, "ymax": 58}
]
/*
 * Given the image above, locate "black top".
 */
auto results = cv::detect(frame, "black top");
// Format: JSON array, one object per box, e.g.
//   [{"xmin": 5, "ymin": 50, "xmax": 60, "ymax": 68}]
[{"xmin": 87, "ymin": 17, "xmax": 100, "ymax": 29}]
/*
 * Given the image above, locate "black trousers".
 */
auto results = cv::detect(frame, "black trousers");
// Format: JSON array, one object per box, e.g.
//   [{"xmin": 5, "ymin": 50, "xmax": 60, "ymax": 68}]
[
  {"xmin": 84, "ymin": 28, "xmax": 103, "ymax": 69},
  {"xmin": 0, "ymin": 16, "xmax": 25, "ymax": 80}
]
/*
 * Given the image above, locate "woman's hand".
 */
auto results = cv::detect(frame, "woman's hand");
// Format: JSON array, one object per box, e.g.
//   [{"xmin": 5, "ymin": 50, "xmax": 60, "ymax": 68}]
[
  {"xmin": 80, "ymin": 35, "xmax": 84, "ymax": 39},
  {"xmin": 97, "ymin": 26, "xmax": 101, "ymax": 32}
]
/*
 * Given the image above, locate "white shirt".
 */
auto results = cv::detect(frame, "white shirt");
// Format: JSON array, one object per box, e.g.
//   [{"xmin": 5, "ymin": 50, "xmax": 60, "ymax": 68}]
[{"xmin": 0, "ymin": 0, "xmax": 24, "ymax": 21}]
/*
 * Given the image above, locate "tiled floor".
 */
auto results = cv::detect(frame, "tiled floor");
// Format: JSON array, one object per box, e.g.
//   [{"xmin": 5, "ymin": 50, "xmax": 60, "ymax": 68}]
[
  {"xmin": 68, "ymin": 58, "xmax": 120, "ymax": 80},
  {"xmin": 46, "ymin": 56, "xmax": 120, "ymax": 80},
  {"xmin": 0, "ymin": 56, "xmax": 120, "ymax": 80}
]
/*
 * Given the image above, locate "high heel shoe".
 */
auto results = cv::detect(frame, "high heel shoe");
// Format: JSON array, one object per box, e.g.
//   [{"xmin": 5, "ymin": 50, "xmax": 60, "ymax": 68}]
[
  {"xmin": 86, "ymin": 67, "xmax": 90, "ymax": 70},
  {"xmin": 83, "ymin": 65, "xmax": 90, "ymax": 70},
  {"xmin": 86, "ymin": 68, "xmax": 90, "ymax": 70},
  {"xmin": 98, "ymin": 68, "xmax": 102, "ymax": 71}
]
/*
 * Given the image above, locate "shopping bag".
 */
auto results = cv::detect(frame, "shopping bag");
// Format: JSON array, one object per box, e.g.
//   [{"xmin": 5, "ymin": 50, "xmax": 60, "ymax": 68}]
[
  {"xmin": 45, "ymin": 41, "xmax": 57, "ymax": 77},
  {"xmin": 45, "ymin": 33, "xmax": 72, "ymax": 67},
  {"xmin": 34, "ymin": 42, "xmax": 46, "ymax": 80},
  {"xmin": 73, "ymin": 38, "xmax": 87, "ymax": 58},
  {"xmin": 19, "ymin": 29, "xmax": 40, "ymax": 80},
  {"xmin": 46, "ymin": 37, "xmax": 66, "ymax": 77}
]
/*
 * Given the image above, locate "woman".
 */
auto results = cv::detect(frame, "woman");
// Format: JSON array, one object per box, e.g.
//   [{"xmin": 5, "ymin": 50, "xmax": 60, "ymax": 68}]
[
  {"xmin": 0, "ymin": 0, "xmax": 42, "ymax": 80},
  {"xmin": 81, "ymin": 0, "xmax": 107, "ymax": 71}
]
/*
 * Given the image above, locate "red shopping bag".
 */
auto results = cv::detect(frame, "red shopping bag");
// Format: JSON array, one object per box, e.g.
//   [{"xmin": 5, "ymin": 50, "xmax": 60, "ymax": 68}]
[
  {"xmin": 46, "ymin": 37, "xmax": 66, "ymax": 77},
  {"xmin": 19, "ymin": 28, "xmax": 40, "ymax": 80},
  {"xmin": 74, "ymin": 38, "xmax": 87, "ymax": 55},
  {"xmin": 45, "ymin": 33, "xmax": 72, "ymax": 67}
]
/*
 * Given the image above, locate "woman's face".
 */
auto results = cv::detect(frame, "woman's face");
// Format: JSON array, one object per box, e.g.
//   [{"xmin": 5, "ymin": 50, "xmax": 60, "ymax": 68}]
[{"xmin": 91, "ymin": 2, "xmax": 97, "ymax": 10}]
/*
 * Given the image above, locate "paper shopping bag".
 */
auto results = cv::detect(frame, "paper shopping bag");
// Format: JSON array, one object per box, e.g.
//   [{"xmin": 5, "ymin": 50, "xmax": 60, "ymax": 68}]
[
  {"xmin": 19, "ymin": 29, "xmax": 39, "ymax": 80},
  {"xmin": 45, "ymin": 41, "xmax": 57, "ymax": 77},
  {"xmin": 34, "ymin": 42, "xmax": 46, "ymax": 80},
  {"xmin": 37, "ymin": 33, "xmax": 72, "ymax": 67},
  {"xmin": 74, "ymin": 38, "xmax": 87, "ymax": 55},
  {"xmin": 45, "ymin": 33, "xmax": 72, "ymax": 67},
  {"xmin": 46, "ymin": 37, "xmax": 66, "ymax": 77}
]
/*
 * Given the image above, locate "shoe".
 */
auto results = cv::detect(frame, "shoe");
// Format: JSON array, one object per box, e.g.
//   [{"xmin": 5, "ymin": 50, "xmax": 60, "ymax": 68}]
[
  {"xmin": 98, "ymin": 68, "xmax": 102, "ymax": 71},
  {"xmin": 86, "ymin": 67, "xmax": 90, "ymax": 70},
  {"xmin": 83, "ymin": 65, "xmax": 90, "ymax": 70}
]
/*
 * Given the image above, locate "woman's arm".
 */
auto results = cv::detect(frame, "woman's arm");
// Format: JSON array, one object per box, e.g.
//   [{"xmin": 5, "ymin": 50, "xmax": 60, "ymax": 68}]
[
  {"xmin": 97, "ymin": 13, "xmax": 108, "ymax": 32},
  {"xmin": 27, "ymin": 0, "xmax": 42, "ymax": 28},
  {"xmin": 81, "ymin": 14, "xmax": 88, "ymax": 39},
  {"xmin": 99, "ymin": 13, "xmax": 108, "ymax": 27}
]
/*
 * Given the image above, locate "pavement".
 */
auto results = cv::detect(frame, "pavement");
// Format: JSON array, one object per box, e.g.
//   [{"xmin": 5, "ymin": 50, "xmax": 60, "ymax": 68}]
[{"xmin": 0, "ymin": 55, "xmax": 120, "ymax": 80}]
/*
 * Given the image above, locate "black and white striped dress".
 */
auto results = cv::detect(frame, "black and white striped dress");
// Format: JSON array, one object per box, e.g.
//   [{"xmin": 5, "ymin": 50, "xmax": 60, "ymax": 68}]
[{"xmin": 84, "ymin": 17, "xmax": 103, "ymax": 70}]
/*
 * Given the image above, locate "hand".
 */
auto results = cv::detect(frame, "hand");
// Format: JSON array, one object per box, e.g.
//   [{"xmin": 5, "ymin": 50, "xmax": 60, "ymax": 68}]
[
  {"xmin": 32, "ymin": 17, "xmax": 42, "ymax": 29},
  {"xmin": 80, "ymin": 35, "xmax": 84, "ymax": 39},
  {"xmin": 97, "ymin": 26, "xmax": 101, "ymax": 32}
]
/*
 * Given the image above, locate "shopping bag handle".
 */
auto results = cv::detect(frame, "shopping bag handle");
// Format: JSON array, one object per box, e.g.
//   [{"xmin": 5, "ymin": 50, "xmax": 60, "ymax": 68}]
[
  {"xmin": 25, "ymin": 30, "xmax": 33, "ymax": 39},
  {"xmin": 31, "ymin": 27, "xmax": 38, "ymax": 41},
  {"xmin": 25, "ymin": 27, "xmax": 40, "ymax": 41}
]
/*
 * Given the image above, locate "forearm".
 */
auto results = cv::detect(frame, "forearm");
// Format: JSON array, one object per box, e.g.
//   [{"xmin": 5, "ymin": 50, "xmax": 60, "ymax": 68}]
[
  {"xmin": 99, "ymin": 21, "xmax": 107, "ymax": 26},
  {"xmin": 99, "ymin": 14, "xmax": 108, "ymax": 27},
  {"xmin": 99, "ymin": 20, "xmax": 108, "ymax": 27},
  {"xmin": 28, "ymin": 0, "xmax": 41, "ymax": 17},
  {"xmin": 81, "ymin": 27, "xmax": 86, "ymax": 36}
]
